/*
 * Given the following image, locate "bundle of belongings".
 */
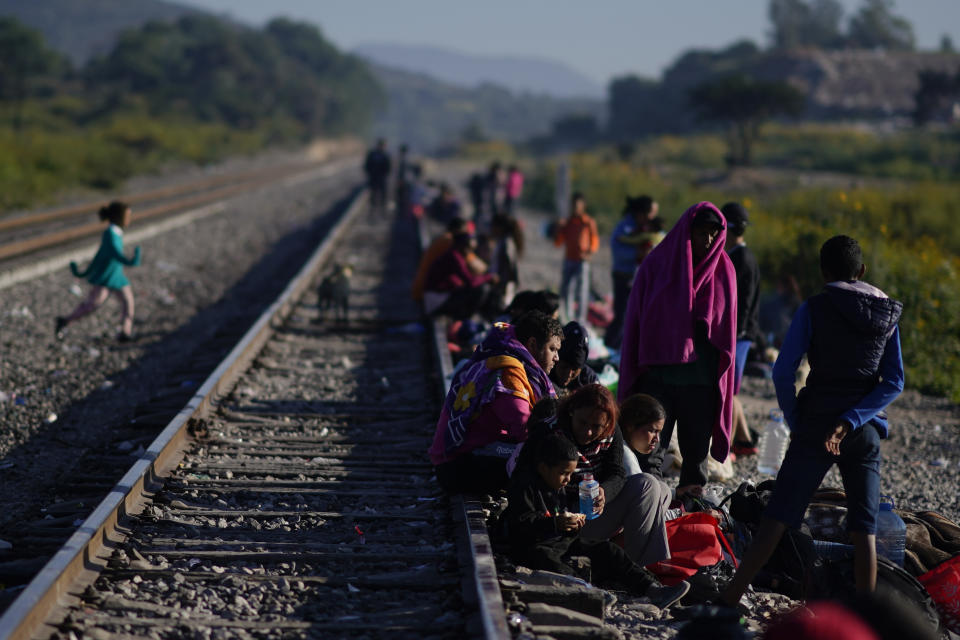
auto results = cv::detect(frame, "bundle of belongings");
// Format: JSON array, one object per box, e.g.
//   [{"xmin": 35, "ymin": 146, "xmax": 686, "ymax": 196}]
[{"xmin": 652, "ymin": 480, "xmax": 960, "ymax": 635}]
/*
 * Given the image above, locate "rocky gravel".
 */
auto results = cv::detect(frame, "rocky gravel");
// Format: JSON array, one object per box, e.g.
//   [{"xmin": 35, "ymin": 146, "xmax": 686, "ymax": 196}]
[{"xmin": 0, "ymin": 147, "xmax": 362, "ymax": 557}]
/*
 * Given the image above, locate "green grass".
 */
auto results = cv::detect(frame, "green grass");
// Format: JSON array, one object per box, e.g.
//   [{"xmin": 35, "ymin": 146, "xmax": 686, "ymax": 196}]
[{"xmin": 521, "ymin": 137, "xmax": 960, "ymax": 401}]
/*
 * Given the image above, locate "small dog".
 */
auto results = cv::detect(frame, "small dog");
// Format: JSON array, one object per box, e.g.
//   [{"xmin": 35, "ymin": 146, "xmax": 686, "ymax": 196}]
[{"xmin": 317, "ymin": 263, "xmax": 352, "ymax": 324}]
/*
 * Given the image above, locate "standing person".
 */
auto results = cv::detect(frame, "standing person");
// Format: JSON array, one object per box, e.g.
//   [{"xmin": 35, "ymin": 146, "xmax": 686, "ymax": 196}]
[
  {"xmin": 618, "ymin": 202, "xmax": 737, "ymax": 496},
  {"xmin": 554, "ymin": 192, "xmax": 599, "ymax": 326},
  {"xmin": 605, "ymin": 195, "xmax": 664, "ymax": 351},
  {"xmin": 363, "ymin": 138, "xmax": 391, "ymax": 213},
  {"xmin": 489, "ymin": 213, "xmax": 524, "ymax": 311},
  {"xmin": 57, "ymin": 201, "xmax": 141, "ymax": 342},
  {"xmin": 503, "ymin": 165, "xmax": 524, "ymax": 214},
  {"xmin": 428, "ymin": 312, "xmax": 563, "ymax": 494},
  {"xmin": 483, "ymin": 161, "xmax": 505, "ymax": 228},
  {"xmin": 467, "ymin": 172, "xmax": 487, "ymax": 221},
  {"xmin": 721, "ymin": 235, "xmax": 904, "ymax": 605},
  {"xmin": 722, "ymin": 202, "xmax": 762, "ymax": 455},
  {"xmin": 503, "ymin": 432, "xmax": 690, "ymax": 609}
]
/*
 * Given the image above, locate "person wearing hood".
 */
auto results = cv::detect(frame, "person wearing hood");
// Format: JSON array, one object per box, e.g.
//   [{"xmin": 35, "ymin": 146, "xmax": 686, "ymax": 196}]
[
  {"xmin": 618, "ymin": 202, "xmax": 737, "ymax": 497},
  {"xmin": 722, "ymin": 235, "xmax": 904, "ymax": 605},
  {"xmin": 429, "ymin": 311, "xmax": 563, "ymax": 494},
  {"xmin": 550, "ymin": 321, "xmax": 599, "ymax": 395}
]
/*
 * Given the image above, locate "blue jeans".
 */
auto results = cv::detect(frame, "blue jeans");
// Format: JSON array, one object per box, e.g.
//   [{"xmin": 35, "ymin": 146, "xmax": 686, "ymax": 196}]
[{"xmin": 560, "ymin": 259, "xmax": 590, "ymax": 326}]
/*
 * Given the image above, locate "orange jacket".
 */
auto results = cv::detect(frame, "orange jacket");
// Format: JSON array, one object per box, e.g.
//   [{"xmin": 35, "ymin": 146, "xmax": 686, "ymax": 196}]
[{"xmin": 554, "ymin": 212, "xmax": 599, "ymax": 261}]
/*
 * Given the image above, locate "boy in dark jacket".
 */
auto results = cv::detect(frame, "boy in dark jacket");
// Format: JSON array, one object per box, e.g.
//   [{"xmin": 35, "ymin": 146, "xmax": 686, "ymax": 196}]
[
  {"xmin": 722, "ymin": 235, "xmax": 904, "ymax": 604},
  {"xmin": 504, "ymin": 433, "xmax": 689, "ymax": 609}
]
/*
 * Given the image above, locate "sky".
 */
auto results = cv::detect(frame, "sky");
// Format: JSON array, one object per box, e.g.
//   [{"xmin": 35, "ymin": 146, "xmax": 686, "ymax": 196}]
[{"xmin": 179, "ymin": 0, "xmax": 960, "ymax": 85}]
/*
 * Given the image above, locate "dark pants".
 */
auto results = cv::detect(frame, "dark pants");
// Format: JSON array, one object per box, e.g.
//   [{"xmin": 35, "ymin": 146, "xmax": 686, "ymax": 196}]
[
  {"xmin": 512, "ymin": 537, "xmax": 656, "ymax": 593},
  {"xmin": 604, "ymin": 270, "xmax": 634, "ymax": 349},
  {"xmin": 765, "ymin": 423, "xmax": 882, "ymax": 533},
  {"xmin": 369, "ymin": 180, "xmax": 388, "ymax": 210},
  {"xmin": 635, "ymin": 378, "xmax": 717, "ymax": 487},
  {"xmin": 435, "ymin": 454, "xmax": 508, "ymax": 495}
]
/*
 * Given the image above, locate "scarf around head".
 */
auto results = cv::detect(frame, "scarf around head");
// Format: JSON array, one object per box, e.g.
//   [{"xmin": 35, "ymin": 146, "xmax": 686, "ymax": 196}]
[
  {"xmin": 440, "ymin": 323, "xmax": 557, "ymax": 457},
  {"xmin": 618, "ymin": 201, "xmax": 738, "ymax": 462}
]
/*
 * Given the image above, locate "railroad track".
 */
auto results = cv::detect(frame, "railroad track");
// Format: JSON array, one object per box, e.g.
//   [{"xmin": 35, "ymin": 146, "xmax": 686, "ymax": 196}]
[
  {"xmin": 0, "ymin": 187, "xmax": 508, "ymax": 639},
  {"xmin": 0, "ymin": 156, "xmax": 354, "ymax": 276}
]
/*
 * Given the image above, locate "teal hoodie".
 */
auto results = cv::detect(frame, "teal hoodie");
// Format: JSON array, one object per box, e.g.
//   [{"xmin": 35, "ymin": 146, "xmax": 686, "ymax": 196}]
[{"xmin": 71, "ymin": 225, "xmax": 141, "ymax": 289}]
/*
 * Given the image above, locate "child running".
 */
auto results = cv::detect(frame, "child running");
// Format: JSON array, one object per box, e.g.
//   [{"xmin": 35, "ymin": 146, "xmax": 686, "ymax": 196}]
[
  {"xmin": 57, "ymin": 200, "xmax": 142, "ymax": 341},
  {"xmin": 721, "ymin": 235, "xmax": 904, "ymax": 605},
  {"xmin": 503, "ymin": 431, "xmax": 689, "ymax": 609}
]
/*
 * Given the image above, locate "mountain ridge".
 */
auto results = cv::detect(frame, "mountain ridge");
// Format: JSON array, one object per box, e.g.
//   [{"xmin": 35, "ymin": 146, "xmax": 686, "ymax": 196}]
[{"xmin": 354, "ymin": 42, "xmax": 604, "ymax": 99}]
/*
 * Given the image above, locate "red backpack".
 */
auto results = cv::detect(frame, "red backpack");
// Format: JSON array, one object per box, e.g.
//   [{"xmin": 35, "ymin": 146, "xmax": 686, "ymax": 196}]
[{"xmin": 647, "ymin": 512, "xmax": 738, "ymax": 585}]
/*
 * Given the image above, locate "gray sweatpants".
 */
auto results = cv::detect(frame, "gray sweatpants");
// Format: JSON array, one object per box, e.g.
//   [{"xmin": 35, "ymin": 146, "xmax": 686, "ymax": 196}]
[{"xmin": 579, "ymin": 473, "xmax": 671, "ymax": 567}]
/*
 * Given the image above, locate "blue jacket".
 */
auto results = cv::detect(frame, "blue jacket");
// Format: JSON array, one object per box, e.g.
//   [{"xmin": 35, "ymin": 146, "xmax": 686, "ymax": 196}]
[{"xmin": 773, "ymin": 281, "xmax": 903, "ymax": 438}]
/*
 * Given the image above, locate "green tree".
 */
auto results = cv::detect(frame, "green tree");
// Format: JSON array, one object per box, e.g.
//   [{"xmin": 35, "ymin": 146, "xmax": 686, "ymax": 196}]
[
  {"xmin": 769, "ymin": 0, "xmax": 845, "ymax": 49},
  {"xmin": 690, "ymin": 74, "xmax": 805, "ymax": 166},
  {"xmin": 847, "ymin": 0, "xmax": 915, "ymax": 50},
  {"xmin": 913, "ymin": 69, "xmax": 960, "ymax": 125},
  {"xmin": 0, "ymin": 17, "xmax": 68, "ymax": 128}
]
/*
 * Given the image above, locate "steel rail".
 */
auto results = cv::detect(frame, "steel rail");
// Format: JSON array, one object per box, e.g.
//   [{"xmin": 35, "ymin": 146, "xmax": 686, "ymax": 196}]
[
  {"xmin": 0, "ymin": 159, "xmax": 315, "ymax": 234},
  {"xmin": 419, "ymin": 219, "xmax": 511, "ymax": 639},
  {"xmin": 0, "ymin": 187, "xmax": 368, "ymax": 640},
  {"xmin": 0, "ymin": 159, "xmax": 353, "ymax": 262}
]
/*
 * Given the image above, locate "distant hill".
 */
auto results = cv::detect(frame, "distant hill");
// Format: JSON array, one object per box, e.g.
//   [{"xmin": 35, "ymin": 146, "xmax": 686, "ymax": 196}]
[
  {"xmin": 369, "ymin": 63, "xmax": 603, "ymax": 152},
  {"xmin": 355, "ymin": 43, "xmax": 604, "ymax": 99},
  {"xmin": 0, "ymin": 0, "xmax": 205, "ymax": 64}
]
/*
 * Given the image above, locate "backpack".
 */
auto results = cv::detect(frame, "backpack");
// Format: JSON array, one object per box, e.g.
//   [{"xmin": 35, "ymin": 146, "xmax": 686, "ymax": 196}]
[
  {"xmin": 647, "ymin": 512, "xmax": 738, "ymax": 586},
  {"xmin": 722, "ymin": 480, "xmax": 821, "ymax": 599}
]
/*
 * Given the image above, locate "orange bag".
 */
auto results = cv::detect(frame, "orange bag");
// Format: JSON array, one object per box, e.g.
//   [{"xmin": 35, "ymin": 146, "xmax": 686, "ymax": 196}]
[{"xmin": 647, "ymin": 512, "xmax": 738, "ymax": 585}]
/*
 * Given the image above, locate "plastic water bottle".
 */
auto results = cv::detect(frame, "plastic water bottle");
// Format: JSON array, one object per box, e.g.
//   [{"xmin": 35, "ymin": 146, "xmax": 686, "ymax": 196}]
[
  {"xmin": 579, "ymin": 473, "xmax": 600, "ymax": 520},
  {"xmin": 876, "ymin": 495, "xmax": 906, "ymax": 567},
  {"xmin": 756, "ymin": 409, "xmax": 789, "ymax": 475}
]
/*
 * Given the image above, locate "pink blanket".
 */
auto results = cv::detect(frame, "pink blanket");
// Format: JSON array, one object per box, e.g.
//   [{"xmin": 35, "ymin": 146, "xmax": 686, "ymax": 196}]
[{"xmin": 618, "ymin": 202, "xmax": 737, "ymax": 462}]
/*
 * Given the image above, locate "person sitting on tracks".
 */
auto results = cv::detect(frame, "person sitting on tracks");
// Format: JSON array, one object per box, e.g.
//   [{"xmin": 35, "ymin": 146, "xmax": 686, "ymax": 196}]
[
  {"xmin": 549, "ymin": 321, "xmax": 599, "ymax": 397},
  {"xmin": 427, "ymin": 183, "xmax": 463, "ymax": 225},
  {"xmin": 429, "ymin": 311, "xmax": 563, "ymax": 495},
  {"xmin": 619, "ymin": 202, "xmax": 737, "ymax": 499},
  {"xmin": 56, "ymin": 200, "xmax": 141, "ymax": 342},
  {"xmin": 503, "ymin": 431, "xmax": 690, "ymax": 609},
  {"xmin": 422, "ymin": 231, "xmax": 498, "ymax": 321},
  {"xmin": 526, "ymin": 384, "xmax": 674, "ymax": 566},
  {"xmin": 411, "ymin": 217, "xmax": 483, "ymax": 303}
]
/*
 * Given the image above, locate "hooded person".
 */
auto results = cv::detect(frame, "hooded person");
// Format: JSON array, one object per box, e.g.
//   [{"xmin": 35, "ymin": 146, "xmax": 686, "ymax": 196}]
[
  {"xmin": 618, "ymin": 202, "xmax": 737, "ymax": 494},
  {"xmin": 429, "ymin": 312, "xmax": 563, "ymax": 494},
  {"xmin": 550, "ymin": 321, "xmax": 599, "ymax": 394}
]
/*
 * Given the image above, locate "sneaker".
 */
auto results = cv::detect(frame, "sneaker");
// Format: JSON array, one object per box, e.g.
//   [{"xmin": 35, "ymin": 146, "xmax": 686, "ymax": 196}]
[
  {"xmin": 55, "ymin": 316, "xmax": 67, "ymax": 338},
  {"xmin": 646, "ymin": 580, "xmax": 691, "ymax": 609},
  {"xmin": 732, "ymin": 441, "xmax": 758, "ymax": 456},
  {"xmin": 117, "ymin": 332, "xmax": 134, "ymax": 343}
]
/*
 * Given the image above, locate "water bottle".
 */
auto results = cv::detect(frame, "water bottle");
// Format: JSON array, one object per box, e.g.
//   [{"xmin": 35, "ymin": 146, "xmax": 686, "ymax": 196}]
[
  {"xmin": 756, "ymin": 409, "xmax": 789, "ymax": 475},
  {"xmin": 876, "ymin": 495, "xmax": 906, "ymax": 567},
  {"xmin": 578, "ymin": 473, "xmax": 600, "ymax": 520}
]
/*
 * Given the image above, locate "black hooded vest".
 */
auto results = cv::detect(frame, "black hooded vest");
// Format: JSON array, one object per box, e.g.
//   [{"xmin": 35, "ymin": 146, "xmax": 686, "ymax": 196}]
[{"xmin": 799, "ymin": 282, "xmax": 902, "ymax": 425}]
